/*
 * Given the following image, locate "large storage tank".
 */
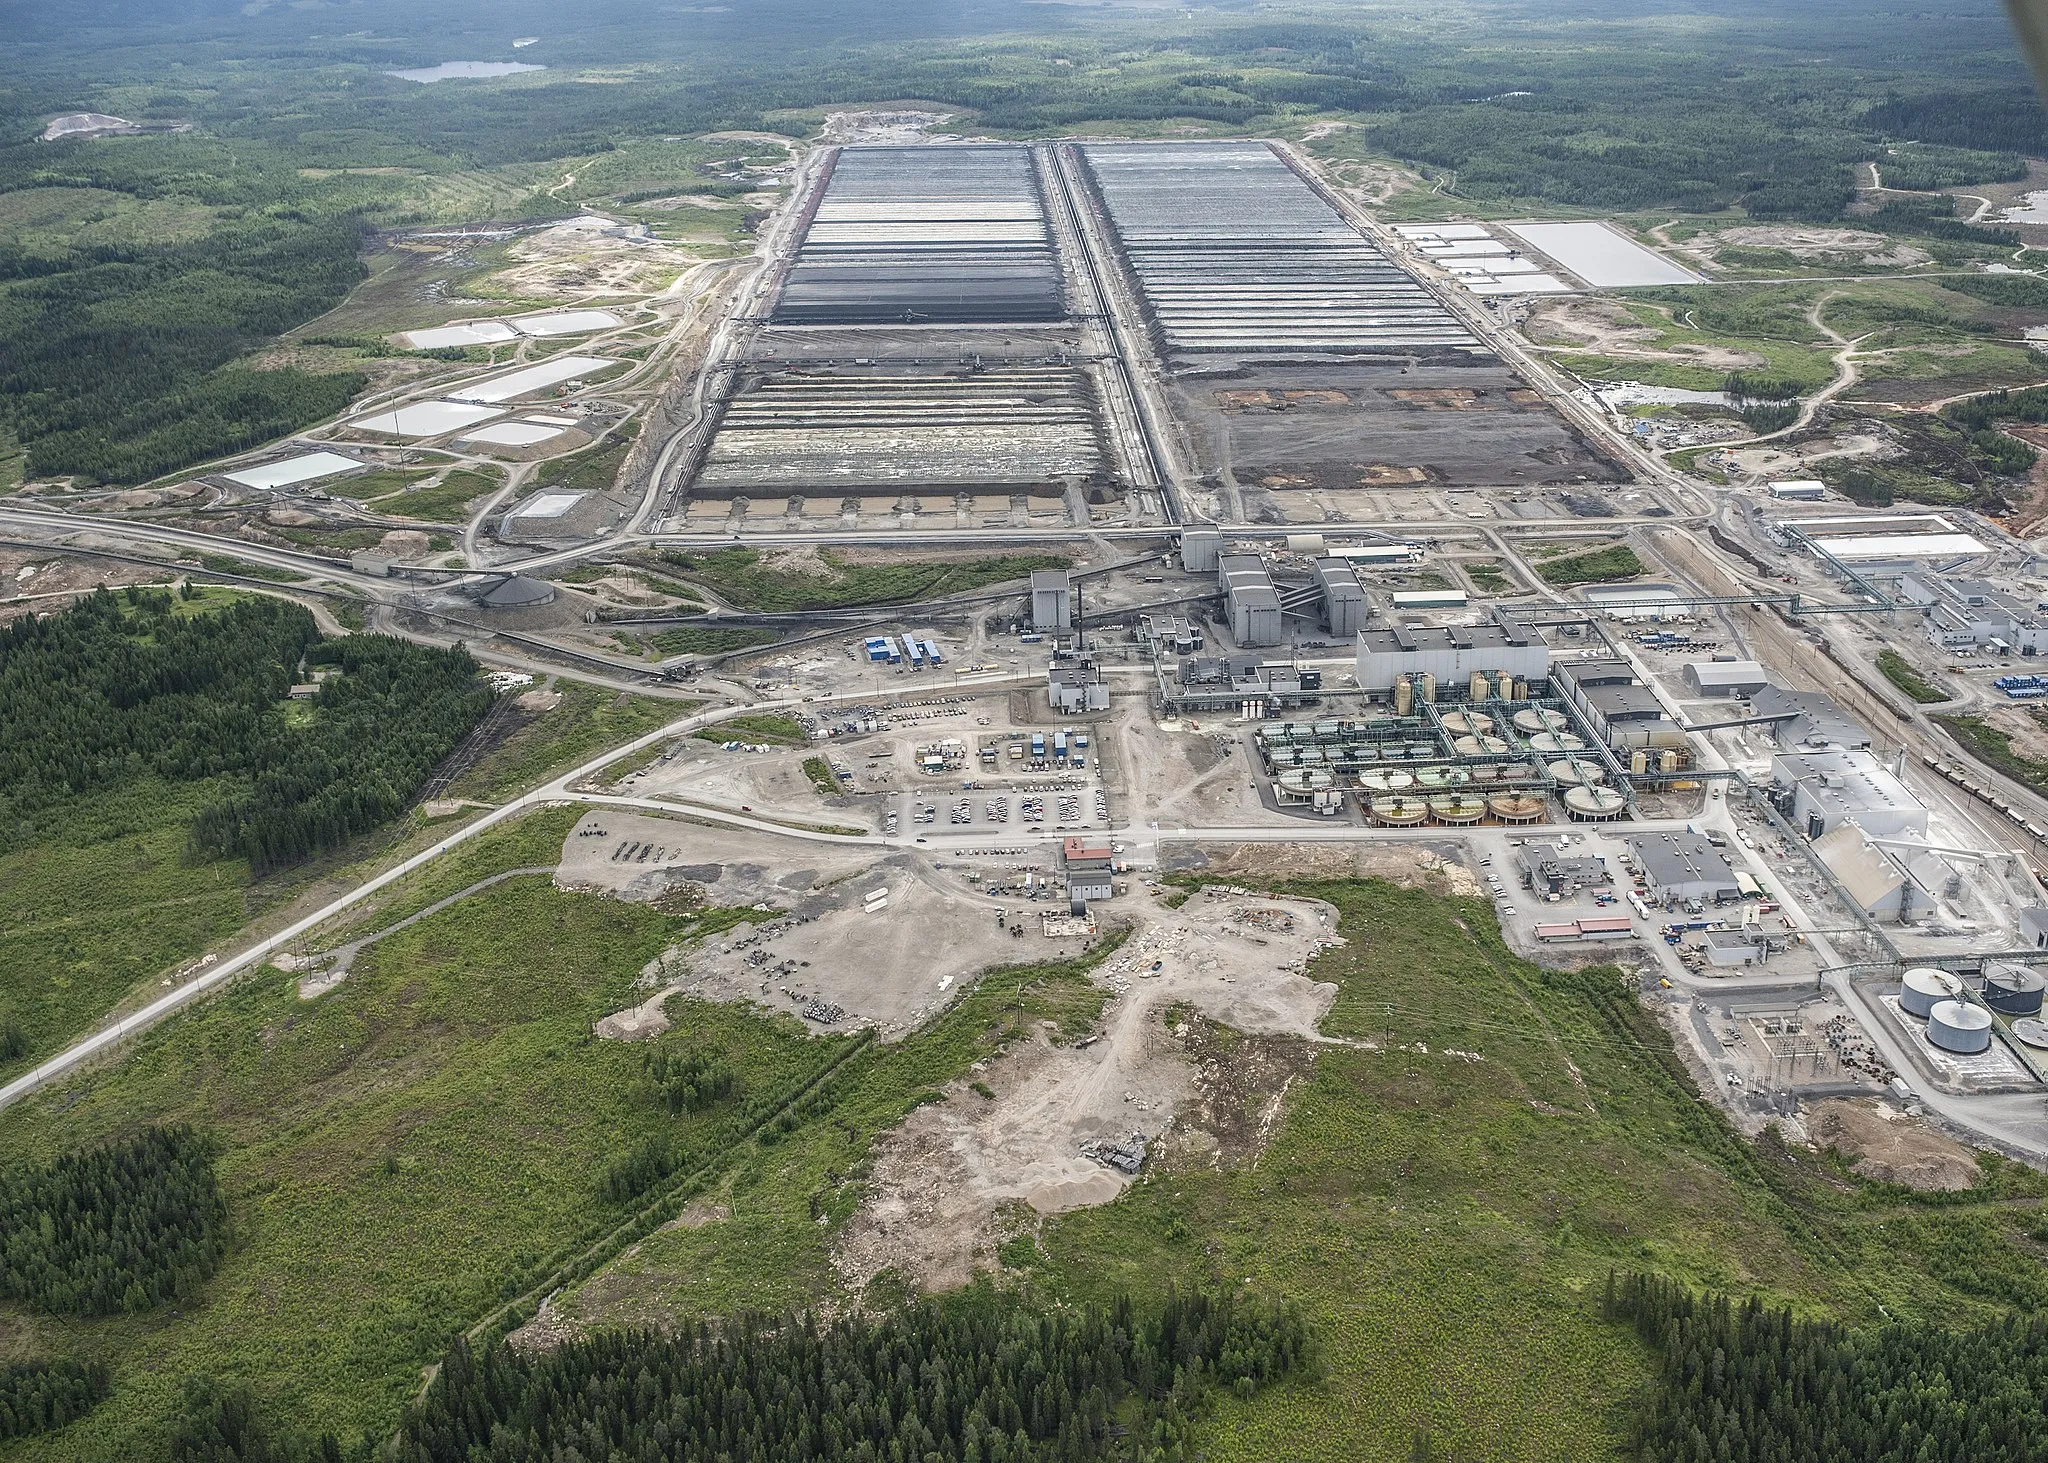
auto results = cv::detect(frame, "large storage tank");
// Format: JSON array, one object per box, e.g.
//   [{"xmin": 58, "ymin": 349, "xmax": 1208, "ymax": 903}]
[
  {"xmin": 1431, "ymin": 793, "xmax": 1486, "ymax": 824},
  {"xmin": 1361, "ymin": 769, "xmax": 1413, "ymax": 792},
  {"xmin": 1983, "ymin": 964, "xmax": 2047, "ymax": 1017},
  {"xmin": 1369, "ymin": 795, "xmax": 1429, "ymax": 826},
  {"xmin": 1528, "ymin": 732, "xmax": 1586, "ymax": 754},
  {"xmin": 1927, "ymin": 999, "xmax": 1992, "ymax": 1054},
  {"xmin": 1900, "ymin": 968, "xmax": 1962, "ymax": 1018},
  {"xmin": 1513, "ymin": 708, "xmax": 1567, "ymax": 735},
  {"xmin": 1548, "ymin": 758, "xmax": 1606, "ymax": 786},
  {"xmin": 1454, "ymin": 734, "xmax": 1511, "ymax": 756},
  {"xmin": 1564, "ymin": 786, "xmax": 1626, "ymax": 820},
  {"xmin": 1442, "ymin": 711, "xmax": 1494, "ymax": 736},
  {"xmin": 1488, "ymin": 792, "xmax": 1546, "ymax": 824}
]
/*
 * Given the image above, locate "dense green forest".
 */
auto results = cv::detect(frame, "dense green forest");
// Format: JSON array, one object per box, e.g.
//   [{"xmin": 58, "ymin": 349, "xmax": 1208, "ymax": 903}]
[
  {"xmin": 0, "ymin": 589, "xmax": 492, "ymax": 870},
  {"xmin": 1607, "ymin": 1271, "xmax": 2048, "ymax": 1462},
  {"xmin": 0, "ymin": 218, "xmax": 368, "ymax": 483},
  {"xmin": 0, "ymin": 1361, "xmax": 110, "ymax": 1443},
  {"xmin": 0, "ymin": 1125, "xmax": 226, "ymax": 1317},
  {"xmin": 397, "ymin": 1289, "xmax": 1310, "ymax": 1463}
]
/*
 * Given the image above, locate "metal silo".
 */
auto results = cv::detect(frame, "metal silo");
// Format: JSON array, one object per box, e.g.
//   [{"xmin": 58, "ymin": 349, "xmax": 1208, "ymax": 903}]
[
  {"xmin": 1927, "ymin": 999, "xmax": 1992, "ymax": 1054},
  {"xmin": 1900, "ymin": 968, "xmax": 1962, "ymax": 1018}
]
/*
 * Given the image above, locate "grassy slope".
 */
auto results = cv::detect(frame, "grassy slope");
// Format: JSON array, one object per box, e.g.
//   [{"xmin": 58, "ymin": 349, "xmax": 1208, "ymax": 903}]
[
  {"xmin": 1018, "ymin": 881, "xmax": 2038, "ymax": 1461},
  {"xmin": 666, "ymin": 549, "xmax": 1069, "ymax": 613},
  {"xmin": 0, "ymin": 674, "xmax": 680, "ymax": 1083},
  {"xmin": 7, "ymin": 859, "xmax": 2044, "ymax": 1459},
  {"xmin": 0, "ymin": 780, "xmax": 260, "ymax": 1071},
  {"xmin": 0, "ymin": 842, "xmax": 1117, "ymax": 1456},
  {"xmin": 440, "ymin": 681, "xmax": 686, "ymax": 803},
  {"xmin": 0, "ymin": 811, "xmax": 831, "ymax": 1457}
]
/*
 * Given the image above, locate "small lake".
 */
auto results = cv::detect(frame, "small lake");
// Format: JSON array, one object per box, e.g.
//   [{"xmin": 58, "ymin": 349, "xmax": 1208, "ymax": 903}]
[
  {"xmin": 2001, "ymin": 190, "xmax": 2048, "ymax": 225},
  {"xmin": 387, "ymin": 62, "xmax": 544, "ymax": 83}
]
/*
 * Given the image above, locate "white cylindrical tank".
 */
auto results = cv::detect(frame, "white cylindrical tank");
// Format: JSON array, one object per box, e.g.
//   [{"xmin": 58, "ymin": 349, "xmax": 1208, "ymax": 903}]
[
  {"xmin": 1564, "ymin": 786, "xmax": 1626, "ymax": 820},
  {"xmin": 1631, "ymin": 749, "xmax": 1649, "ymax": 776},
  {"xmin": 1512, "ymin": 678, "xmax": 1529, "ymax": 702},
  {"xmin": 1395, "ymin": 677, "xmax": 1413, "ymax": 716},
  {"xmin": 1900, "ymin": 968, "xmax": 1962, "ymax": 1018},
  {"xmin": 1421, "ymin": 672, "xmax": 1437, "ymax": 704},
  {"xmin": 1660, "ymin": 749, "xmax": 1680, "ymax": 774},
  {"xmin": 1927, "ymin": 999, "xmax": 1992, "ymax": 1054},
  {"xmin": 1470, "ymin": 672, "xmax": 1488, "ymax": 703}
]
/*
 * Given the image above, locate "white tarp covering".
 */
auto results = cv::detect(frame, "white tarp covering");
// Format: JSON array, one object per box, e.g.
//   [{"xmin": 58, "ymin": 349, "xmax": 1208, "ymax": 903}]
[
  {"xmin": 523, "ymin": 413, "xmax": 582, "ymax": 425},
  {"xmin": 1466, "ymin": 275, "xmax": 1571, "ymax": 295},
  {"xmin": 1393, "ymin": 224, "xmax": 1492, "ymax": 240},
  {"xmin": 1502, "ymin": 221, "xmax": 1703, "ymax": 287},
  {"xmin": 446, "ymin": 356, "xmax": 613, "ymax": 404},
  {"xmin": 1420, "ymin": 240, "xmax": 1512, "ymax": 256},
  {"xmin": 458, "ymin": 421, "xmax": 569, "ymax": 447},
  {"xmin": 511, "ymin": 490, "xmax": 583, "ymax": 519},
  {"xmin": 222, "ymin": 451, "xmax": 364, "ymax": 490},
  {"xmin": 349, "ymin": 401, "xmax": 502, "ymax": 437},
  {"xmin": 1814, "ymin": 533, "xmax": 1989, "ymax": 560},
  {"xmin": 511, "ymin": 309, "xmax": 621, "ymax": 337},
  {"xmin": 400, "ymin": 321, "xmax": 520, "ymax": 350}
]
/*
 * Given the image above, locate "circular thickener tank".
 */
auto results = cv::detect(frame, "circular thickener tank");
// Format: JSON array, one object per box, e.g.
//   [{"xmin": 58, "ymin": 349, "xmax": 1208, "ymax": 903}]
[
  {"xmin": 1306, "ymin": 769, "xmax": 1334, "ymax": 790},
  {"xmin": 1528, "ymin": 732, "xmax": 1586, "ymax": 755},
  {"xmin": 1414, "ymin": 766, "xmax": 1454, "ymax": 790},
  {"xmin": 1277, "ymin": 769, "xmax": 1312, "ymax": 792},
  {"xmin": 2014, "ymin": 1018, "xmax": 2048, "ymax": 1050},
  {"xmin": 1564, "ymin": 786, "xmax": 1626, "ymax": 820},
  {"xmin": 1370, "ymin": 796, "xmax": 1429, "ymax": 826},
  {"xmin": 1927, "ymin": 999, "xmax": 1993, "ymax": 1054},
  {"xmin": 1549, "ymin": 758, "xmax": 1606, "ymax": 787},
  {"xmin": 1983, "ymin": 964, "xmax": 2047, "ymax": 1017},
  {"xmin": 1900, "ymin": 968, "xmax": 1962, "ymax": 1018},
  {"xmin": 1430, "ymin": 794, "xmax": 1485, "ymax": 824},
  {"xmin": 1513, "ymin": 708, "xmax": 1567, "ymax": 735},
  {"xmin": 1443, "ymin": 711, "xmax": 1495, "ymax": 736},
  {"xmin": 1489, "ymin": 792, "xmax": 1546, "ymax": 823}
]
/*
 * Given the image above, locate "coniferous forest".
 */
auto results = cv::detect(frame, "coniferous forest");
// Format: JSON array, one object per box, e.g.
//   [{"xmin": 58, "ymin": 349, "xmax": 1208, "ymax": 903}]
[
  {"xmin": 0, "ymin": 1360, "xmax": 111, "ymax": 1442},
  {"xmin": 0, "ymin": 1125, "xmax": 227, "ymax": 1317},
  {"xmin": 1606, "ymin": 1271, "xmax": 2048, "ymax": 1463},
  {"xmin": 0, "ymin": 588, "xmax": 493, "ymax": 870},
  {"xmin": 397, "ymin": 1289, "xmax": 1311, "ymax": 1463}
]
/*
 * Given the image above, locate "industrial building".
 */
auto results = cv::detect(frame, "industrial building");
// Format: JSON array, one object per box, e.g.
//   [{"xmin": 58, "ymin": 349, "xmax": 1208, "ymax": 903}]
[
  {"xmin": 1031, "ymin": 569, "xmax": 1073, "ymax": 630},
  {"xmin": 1627, "ymin": 833, "xmax": 1742, "ymax": 904},
  {"xmin": 1770, "ymin": 513, "xmax": 1989, "ymax": 564},
  {"xmin": 1047, "ymin": 656, "xmax": 1110, "ymax": 714},
  {"xmin": 1752, "ymin": 685, "xmax": 1871, "ymax": 751},
  {"xmin": 1219, "ymin": 553, "xmax": 1284, "ymax": 647},
  {"xmin": 1062, "ymin": 837, "xmax": 1115, "ymax": 900},
  {"xmin": 1683, "ymin": 660, "xmax": 1768, "ymax": 697},
  {"xmin": 1768, "ymin": 480, "xmax": 1827, "ymax": 501},
  {"xmin": 1552, "ymin": 657, "xmax": 1681, "ymax": 751},
  {"xmin": 1180, "ymin": 528, "xmax": 1221, "ymax": 573},
  {"xmin": 1314, "ymin": 557, "xmax": 1367, "ymax": 637},
  {"xmin": 1810, "ymin": 822, "xmax": 1938, "ymax": 921},
  {"xmin": 1773, "ymin": 747, "xmax": 1928, "ymax": 841},
  {"xmin": 1702, "ymin": 929, "xmax": 1764, "ymax": 967},
  {"xmin": 1899, "ymin": 575, "xmax": 2048, "ymax": 656},
  {"xmin": 1582, "ymin": 583, "xmax": 1685, "ymax": 622},
  {"xmin": 1138, "ymin": 613, "xmax": 1203, "ymax": 655},
  {"xmin": 1519, "ymin": 842, "xmax": 1611, "ymax": 896},
  {"xmin": 1353, "ymin": 615, "xmax": 1549, "ymax": 693}
]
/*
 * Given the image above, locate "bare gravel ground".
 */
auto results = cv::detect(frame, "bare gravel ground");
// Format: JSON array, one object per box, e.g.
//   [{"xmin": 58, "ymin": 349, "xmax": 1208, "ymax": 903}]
[{"xmin": 833, "ymin": 886, "xmax": 1345, "ymax": 1292}]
